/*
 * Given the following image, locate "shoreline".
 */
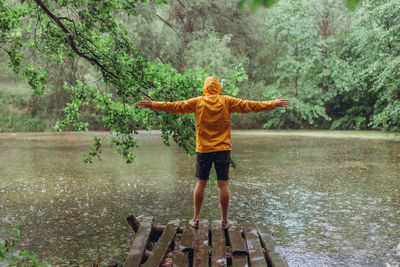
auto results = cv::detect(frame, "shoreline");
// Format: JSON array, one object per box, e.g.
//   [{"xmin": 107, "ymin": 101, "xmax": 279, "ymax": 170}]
[{"xmin": 1, "ymin": 129, "xmax": 399, "ymax": 141}]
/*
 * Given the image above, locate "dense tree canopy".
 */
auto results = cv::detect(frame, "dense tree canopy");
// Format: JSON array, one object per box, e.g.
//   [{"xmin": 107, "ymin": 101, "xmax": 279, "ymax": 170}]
[
  {"xmin": 0, "ymin": 0, "xmax": 398, "ymax": 163},
  {"xmin": 0, "ymin": 0, "xmax": 247, "ymax": 163}
]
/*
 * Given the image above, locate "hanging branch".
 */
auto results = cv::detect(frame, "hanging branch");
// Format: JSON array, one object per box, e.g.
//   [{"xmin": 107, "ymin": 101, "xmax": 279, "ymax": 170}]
[
  {"xmin": 156, "ymin": 14, "xmax": 177, "ymax": 32},
  {"xmin": 33, "ymin": 0, "xmax": 119, "ymax": 80},
  {"xmin": 32, "ymin": 0, "xmax": 154, "ymax": 99}
]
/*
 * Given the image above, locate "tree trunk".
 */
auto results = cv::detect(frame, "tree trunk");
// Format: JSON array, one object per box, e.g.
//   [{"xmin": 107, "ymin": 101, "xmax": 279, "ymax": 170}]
[
  {"xmin": 385, "ymin": 17, "xmax": 392, "ymax": 54},
  {"xmin": 24, "ymin": 95, "xmax": 40, "ymax": 116},
  {"xmin": 315, "ymin": 4, "xmax": 336, "ymax": 117},
  {"xmin": 295, "ymin": 41, "xmax": 299, "ymax": 97}
]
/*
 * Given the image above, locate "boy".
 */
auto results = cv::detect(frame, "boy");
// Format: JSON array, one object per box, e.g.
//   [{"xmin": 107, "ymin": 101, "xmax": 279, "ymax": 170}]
[{"xmin": 137, "ymin": 76, "xmax": 289, "ymax": 228}]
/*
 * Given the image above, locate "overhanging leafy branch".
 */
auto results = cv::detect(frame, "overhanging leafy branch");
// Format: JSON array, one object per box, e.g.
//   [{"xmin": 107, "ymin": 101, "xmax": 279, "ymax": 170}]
[{"xmin": 0, "ymin": 0, "xmax": 247, "ymax": 163}]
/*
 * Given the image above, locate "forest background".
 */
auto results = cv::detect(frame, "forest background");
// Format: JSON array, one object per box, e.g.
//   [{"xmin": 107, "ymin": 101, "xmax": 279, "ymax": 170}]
[{"xmin": 0, "ymin": 0, "xmax": 399, "ymax": 161}]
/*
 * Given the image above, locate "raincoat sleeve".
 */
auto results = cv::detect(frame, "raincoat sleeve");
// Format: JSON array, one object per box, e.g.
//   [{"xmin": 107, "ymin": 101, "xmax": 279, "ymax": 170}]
[
  {"xmin": 151, "ymin": 97, "xmax": 198, "ymax": 114},
  {"xmin": 226, "ymin": 96, "xmax": 276, "ymax": 113}
]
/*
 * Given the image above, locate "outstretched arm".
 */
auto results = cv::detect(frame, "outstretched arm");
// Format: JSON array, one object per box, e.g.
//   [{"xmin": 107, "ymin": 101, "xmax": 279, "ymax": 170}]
[
  {"xmin": 227, "ymin": 95, "xmax": 290, "ymax": 113},
  {"xmin": 136, "ymin": 96, "xmax": 198, "ymax": 114}
]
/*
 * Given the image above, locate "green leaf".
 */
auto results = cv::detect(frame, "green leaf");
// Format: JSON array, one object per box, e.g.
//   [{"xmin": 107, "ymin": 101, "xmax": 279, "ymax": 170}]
[{"xmin": 347, "ymin": 0, "xmax": 361, "ymax": 11}]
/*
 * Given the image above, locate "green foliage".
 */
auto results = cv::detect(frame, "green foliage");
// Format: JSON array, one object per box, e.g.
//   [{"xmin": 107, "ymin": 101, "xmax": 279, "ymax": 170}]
[
  {"xmin": 238, "ymin": 0, "xmax": 280, "ymax": 11},
  {"xmin": 347, "ymin": 0, "xmax": 361, "ymax": 11},
  {"xmin": 0, "ymin": 92, "xmax": 47, "ymax": 132},
  {"xmin": 0, "ymin": 112, "xmax": 47, "ymax": 132},
  {"xmin": 326, "ymin": 0, "xmax": 400, "ymax": 131},
  {"xmin": 370, "ymin": 57, "xmax": 400, "ymax": 131},
  {"xmin": 1, "ymin": 0, "xmax": 249, "ymax": 163},
  {"xmin": 220, "ymin": 65, "xmax": 248, "ymax": 97},
  {"xmin": 1, "ymin": 0, "xmax": 399, "ymax": 164},
  {"xmin": 262, "ymin": 86, "xmax": 330, "ymax": 129},
  {"xmin": 209, "ymin": 167, "xmax": 217, "ymax": 185},
  {"xmin": 82, "ymin": 136, "xmax": 103, "ymax": 163},
  {"xmin": 22, "ymin": 65, "xmax": 47, "ymax": 96},
  {"xmin": 1, "ymin": 221, "xmax": 48, "ymax": 266},
  {"xmin": 183, "ymin": 31, "xmax": 241, "ymax": 78},
  {"xmin": 257, "ymin": 0, "xmax": 334, "ymax": 129},
  {"xmin": 123, "ymin": 0, "xmax": 399, "ymax": 135}
]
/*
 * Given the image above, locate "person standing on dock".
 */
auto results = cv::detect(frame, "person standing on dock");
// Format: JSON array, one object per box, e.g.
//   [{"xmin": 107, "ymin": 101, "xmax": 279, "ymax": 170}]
[{"xmin": 136, "ymin": 76, "xmax": 290, "ymax": 228}]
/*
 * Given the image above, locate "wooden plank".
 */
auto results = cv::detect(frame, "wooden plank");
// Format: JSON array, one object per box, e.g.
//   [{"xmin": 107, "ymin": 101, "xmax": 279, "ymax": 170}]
[
  {"xmin": 211, "ymin": 220, "xmax": 227, "ymax": 267},
  {"xmin": 197, "ymin": 244, "xmax": 209, "ymax": 267},
  {"xmin": 243, "ymin": 222, "xmax": 268, "ymax": 267},
  {"xmin": 269, "ymin": 253, "xmax": 289, "ymax": 267},
  {"xmin": 226, "ymin": 221, "xmax": 247, "ymax": 267},
  {"xmin": 173, "ymin": 251, "xmax": 189, "ymax": 267},
  {"xmin": 256, "ymin": 224, "xmax": 289, "ymax": 267},
  {"xmin": 125, "ymin": 217, "xmax": 153, "ymax": 267},
  {"xmin": 193, "ymin": 220, "xmax": 209, "ymax": 267},
  {"xmin": 175, "ymin": 220, "xmax": 195, "ymax": 267},
  {"xmin": 227, "ymin": 222, "xmax": 247, "ymax": 256},
  {"xmin": 173, "ymin": 230, "xmax": 189, "ymax": 267},
  {"xmin": 142, "ymin": 220, "xmax": 179, "ymax": 267},
  {"xmin": 255, "ymin": 223, "xmax": 276, "ymax": 251},
  {"xmin": 180, "ymin": 220, "xmax": 195, "ymax": 253},
  {"xmin": 231, "ymin": 255, "xmax": 248, "ymax": 267}
]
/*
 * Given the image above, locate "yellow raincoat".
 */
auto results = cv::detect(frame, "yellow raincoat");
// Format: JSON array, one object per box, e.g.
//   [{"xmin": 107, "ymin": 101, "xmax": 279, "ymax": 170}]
[{"xmin": 151, "ymin": 77, "xmax": 276, "ymax": 153}]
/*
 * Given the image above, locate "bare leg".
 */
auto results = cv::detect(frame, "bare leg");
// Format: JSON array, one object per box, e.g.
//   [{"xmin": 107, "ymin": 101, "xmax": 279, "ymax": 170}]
[
  {"xmin": 217, "ymin": 180, "xmax": 230, "ymax": 222},
  {"xmin": 193, "ymin": 179, "xmax": 208, "ymax": 220}
]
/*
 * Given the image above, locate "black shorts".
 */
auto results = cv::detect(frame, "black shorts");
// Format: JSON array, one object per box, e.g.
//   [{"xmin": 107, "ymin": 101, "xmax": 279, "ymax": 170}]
[{"xmin": 195, "ymin": 150, "xmax": 231, "ymax": 180}]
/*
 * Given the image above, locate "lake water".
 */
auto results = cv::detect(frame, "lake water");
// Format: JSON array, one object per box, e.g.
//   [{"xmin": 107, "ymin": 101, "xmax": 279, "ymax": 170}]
[{"xmin": 0, "ymin": 131, "xmax": 399, "ymax": 266}]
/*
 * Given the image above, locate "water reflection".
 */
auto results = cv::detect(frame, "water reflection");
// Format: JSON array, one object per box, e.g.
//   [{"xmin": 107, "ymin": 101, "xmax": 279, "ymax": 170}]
[{"xmin": 0, "ymin": 131, "xmax": 399, "ymax": 266}]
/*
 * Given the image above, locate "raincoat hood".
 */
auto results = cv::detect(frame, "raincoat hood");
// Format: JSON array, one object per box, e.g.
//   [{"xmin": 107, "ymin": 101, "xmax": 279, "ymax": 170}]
[{"xmin": 203, "ymin": 76, "xmax": 222, "ymax": 95}]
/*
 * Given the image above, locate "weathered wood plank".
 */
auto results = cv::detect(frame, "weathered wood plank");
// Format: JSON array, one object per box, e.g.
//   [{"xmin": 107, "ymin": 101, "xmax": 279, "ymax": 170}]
[
  {"xmin": 231, "ymin": 255, "xmax": 248, "ymax": 267},
  {"xmin": 269, "ymin": 253, "xmax": 289, "ymax": 267},
  {"xmin": 173, "ymin": 230, "xmax": 189, "ymax": 267},
  {"xmin": 243, "ymin": 222, "xmax": 268, "ymax": 267},
  {"xmin": 125, "ymin": 217, "xmax": 153, "ymax": 267},
  {"xmin": 256, "ymin": 224, "xmax": 289, "ymax": 267},
  {"xmin": 175, "ymin": 220, "xmax": 195, "ymax": 267},
  {"xmin": 226, "ymin": 222, "xmax": 247, "ymax": 267},
  {"xmin": 173, "ymin": 251, "xmax": 189, "ymax": 267},
  {"xmin": 180, "ymin": 220, "xmax": 195, "ymax": 253},
  {"xmin": 197, "ymin": 244, "xmax": 209, "ymax": 267},
  {"xmin": 142, "ymin": 220, "xmax": 179, "ymax": 267},
  {"xmin": 211, "ymin": 220, "xmax": 227, "ymax": 267},
  {"xmin": 193, "ymin": 220, "xmax": 209, "ymax": 267},
  {"xmin": 227, "ymin": 222, "xmax": 247, "ymax": 256}
]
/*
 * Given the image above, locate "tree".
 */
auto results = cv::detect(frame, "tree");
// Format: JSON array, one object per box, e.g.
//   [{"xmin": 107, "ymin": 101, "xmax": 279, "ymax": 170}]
[
  {"xmin": 257, "ymin": 0, "xmax": 339, "ymax": 129},
  {"xmin": 0, "ymin": 0, "xmax": 246, "ymax": 163},
  {"xmin": 326, "ymin": 0, "xmax": 400, "ymax": 130}
]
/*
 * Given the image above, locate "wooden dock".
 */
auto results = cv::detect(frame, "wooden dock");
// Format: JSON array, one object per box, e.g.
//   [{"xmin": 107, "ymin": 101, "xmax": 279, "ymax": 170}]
[{"xmin": 124, "ymin": 215, "xmax": 289, "ymax": 267}]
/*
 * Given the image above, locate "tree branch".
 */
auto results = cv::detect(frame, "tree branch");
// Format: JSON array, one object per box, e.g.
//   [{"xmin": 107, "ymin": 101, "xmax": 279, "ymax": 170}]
[
  {"xmin": 32, "ymin": 0, "xmax": 156, "ymax": 99},
  {"xmin": 33, "ymin": 0, "xmax": 120, "ymax": 80},
  {"xmin": 156, "ymin": 14, "xmax": 177, "ymax": 32},
  {"xmin": 176, "ymin": 0, "xmax": 185, "ymax": 8}
]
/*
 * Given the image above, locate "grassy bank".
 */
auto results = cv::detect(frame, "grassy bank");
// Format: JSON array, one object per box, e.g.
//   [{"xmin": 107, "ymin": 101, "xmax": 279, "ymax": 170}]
[
  {"xmin": 0, "ymin": 79, "xmax": 104, "ymax": 132},
  {"xmin": 0, "ymin": 89, "xmax": 48, "ymax": 132},
  {"xmin": 0, "ymin": 112, "xmax": 47, "ymax": 132},
  {"xmin": 233, "ymin": 129, "xmax": 400, "ymax": 141},
  {"xmin": 1, "ymin": 77, "xmax": 399, "ymax": 138}
]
